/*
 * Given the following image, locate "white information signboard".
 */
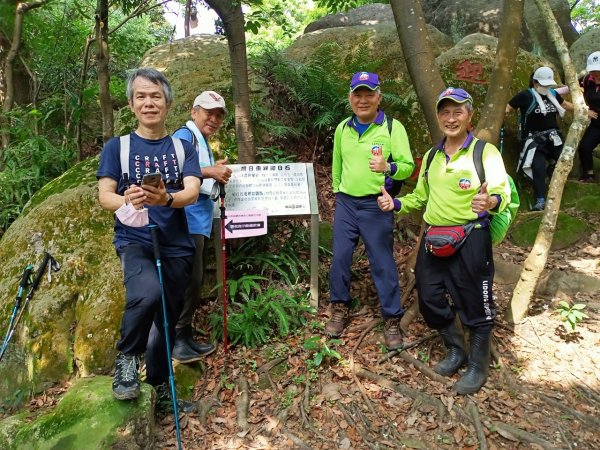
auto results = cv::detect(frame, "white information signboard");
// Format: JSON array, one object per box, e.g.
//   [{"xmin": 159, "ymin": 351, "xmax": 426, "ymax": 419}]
[{"xmin": 219, "ymin": 163, "xmax": 311, "ymax": 216}]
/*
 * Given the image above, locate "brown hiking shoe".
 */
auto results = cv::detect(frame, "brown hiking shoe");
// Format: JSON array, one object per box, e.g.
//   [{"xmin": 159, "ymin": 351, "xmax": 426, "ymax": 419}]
[
  {"xmin": 384, "ymin": 317, "xmax": 404, "ymax": 350},
  {"xmin": 325, "ymin": 303, "xmax": 350, "ymax": 337}
]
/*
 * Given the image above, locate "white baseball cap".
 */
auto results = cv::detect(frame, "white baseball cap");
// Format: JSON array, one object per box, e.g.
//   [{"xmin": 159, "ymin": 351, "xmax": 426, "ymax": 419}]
[
  {"xmin": 193, "ymin": 91, "xmax": 227, "ymax": 113},
  {"xmin": 533, "ymin": 66, "xmax": 557, "ymax": 86},
  {"xmin": 586, "ymin": 51, "xmax": 600, "ymax": 72}
]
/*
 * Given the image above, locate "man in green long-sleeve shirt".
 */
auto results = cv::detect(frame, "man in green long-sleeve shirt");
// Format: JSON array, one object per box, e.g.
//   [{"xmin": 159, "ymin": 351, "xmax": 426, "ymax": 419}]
[{"xmin": 326, "ymin": 71, "xmax": 414, "ymax": 350}]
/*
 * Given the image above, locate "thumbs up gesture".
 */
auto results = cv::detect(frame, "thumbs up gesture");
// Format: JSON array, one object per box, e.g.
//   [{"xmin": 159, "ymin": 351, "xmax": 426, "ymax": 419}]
[
  {"xmin": 377, "ymin": 186, "xmax": 395, "ymax": 212},
  {"xmin": 471, "ymin": 181, "xmax": 498, "ymax": 213}
]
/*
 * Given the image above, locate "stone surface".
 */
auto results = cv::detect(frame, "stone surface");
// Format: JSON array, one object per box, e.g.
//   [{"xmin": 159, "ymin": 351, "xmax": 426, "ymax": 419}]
[
  {"xmin": 0, "ymin": 376, "xmax": 154, "ymax": 450},
  {"xmin": 0, "ymin": 157, "xmax": 121, "ymax": 403},
  {"xmin": 509, "ymin": 211, "xmax": 589, "ymax": 250},
  {"xmin": 304, "ymin": 3, "xmax": 395, "ymax": 33},
  {"xmin": 569, "ymin": 28, "xmax": 600, "ymax": 75},
  {"xmin": 523, "ymin": 0, "xmax": 579, "ymax": 68}
]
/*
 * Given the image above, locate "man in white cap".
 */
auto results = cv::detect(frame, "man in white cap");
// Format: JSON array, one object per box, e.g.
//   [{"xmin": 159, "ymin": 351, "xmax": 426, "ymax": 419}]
[
  {"xmin": 577, "ymin": 51, "xmax": 600, "ymax": 183},
  {"xmin": 506, "ymin": 66, "xmax": 572, "ymax": 210},
  {"xmin": 171, "ymin": 91, "xmax": 232, "ymax": 362}
]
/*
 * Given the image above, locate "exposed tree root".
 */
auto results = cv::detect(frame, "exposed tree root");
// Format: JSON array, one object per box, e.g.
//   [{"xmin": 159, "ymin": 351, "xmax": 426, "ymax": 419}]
[
  {"xmin": 466, "ymin": 399, "xmax": 487, "ymax": 450},
  {"xmin": 236, "ymin": 375, "xmax": 250, "ymax": 432},
  {"xmin": 351, "ymin": 318, "xmax": 382, "ymax": 358},
  {"xmin": 492, "ymin": 421, "xmax": 561, "ymax": 450},
  {"xmin": 281, "ymin": 427, "xmax": 312, "ymax": 450},
  {"xmin": 257, "ymin": 356, "xmax": 287, "ymax": 374},
  {"xmin": 397, "ymin": 351, "xmax": 448, "ymax": 384},
  {"xmin": 400, "ymin": 295, "xmax": 419, "ymax": 330},
  {"xmin": 196, "ymin": 383, "xmax": 222, "ymax": 423},
  {"xmin": 355, "ymin": 365, "xmax": 470, "ymax": 424},
  {"xmin": 377, "ymin": 332, "xmax": 437, "ymax": 364},
  {"xmin": 337, "ymin": 402, "xmax": 379, "ymax": 450}
]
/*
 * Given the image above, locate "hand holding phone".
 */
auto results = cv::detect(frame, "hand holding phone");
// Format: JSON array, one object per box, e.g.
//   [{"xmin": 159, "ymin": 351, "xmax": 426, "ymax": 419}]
[{"xmin": 142, "ymin": 173, "xmax": 162, "ymax": 187}]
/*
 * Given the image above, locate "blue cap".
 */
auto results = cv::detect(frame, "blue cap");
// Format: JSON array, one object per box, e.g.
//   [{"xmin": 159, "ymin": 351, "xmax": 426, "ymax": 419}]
[
  {"xmin": 436, "ymin": 87, "xmax": 473, "ymax": 110},
  {"xmin": 350, "ymin": 72, "xmax": 380, "ymax": 91}
]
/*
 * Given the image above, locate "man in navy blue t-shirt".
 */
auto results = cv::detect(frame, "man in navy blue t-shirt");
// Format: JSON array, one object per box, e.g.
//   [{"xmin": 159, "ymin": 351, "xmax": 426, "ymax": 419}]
[{"xmin": 97, "ymin": 68, "xmax": 202, "ymax": 401}]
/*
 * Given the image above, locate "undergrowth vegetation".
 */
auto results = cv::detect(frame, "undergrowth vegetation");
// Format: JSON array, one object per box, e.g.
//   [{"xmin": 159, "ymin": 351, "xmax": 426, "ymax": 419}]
[{"xmin": 209, "ymin": 221, "xmax": 328, "ymax": 348}]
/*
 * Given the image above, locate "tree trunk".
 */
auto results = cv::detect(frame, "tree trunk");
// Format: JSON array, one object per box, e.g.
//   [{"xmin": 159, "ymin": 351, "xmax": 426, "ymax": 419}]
[
  {"xmin": 390, "ymin": 0, "xmax": 445, "ymax": 144},
  {"xmin": 505, "ymin": 0, "xmax": 589, "ymax": 323},
  {"xmin": 96, "ymin": 0, "xmax": 113, "ymax": 144},
  {"xmin": 1, "ymin": 0, "xmax": 46, "ymax": 154},
  {"xmin": 75, "ymin": 35, "xmax": 94, "ymax": 160},
  {"xmin": 184, "ymin": 0, "xmax": 192, "ymax": 37},
  {"xmin": 475, "ymin": 0, "xmax": 524, "ymax": 145},
  {"xmin": 205, "ymin": 0, "xmax": 256, "ymax": 163}
]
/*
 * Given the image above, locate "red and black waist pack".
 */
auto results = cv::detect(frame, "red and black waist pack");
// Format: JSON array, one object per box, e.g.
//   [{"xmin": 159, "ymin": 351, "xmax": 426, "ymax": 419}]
[{"xmin": 424, "ymin": 223, "xmax": 475, "ymax": 257}]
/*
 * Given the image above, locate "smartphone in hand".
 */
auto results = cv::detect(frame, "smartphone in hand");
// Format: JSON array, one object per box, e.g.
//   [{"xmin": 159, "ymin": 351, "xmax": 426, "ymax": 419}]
[{"xmin": 142, "ymin": 173, "xmax": 162, "ymax": 187}]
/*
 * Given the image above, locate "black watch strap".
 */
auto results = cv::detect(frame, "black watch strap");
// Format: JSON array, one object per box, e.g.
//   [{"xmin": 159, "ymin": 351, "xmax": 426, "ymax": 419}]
[{"xmin": 165, "ymin": 192, "xmax": 174, "ymax": 207}]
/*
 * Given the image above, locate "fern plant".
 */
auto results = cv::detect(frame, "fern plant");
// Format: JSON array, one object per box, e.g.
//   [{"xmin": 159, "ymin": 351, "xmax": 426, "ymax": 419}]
[{"xmin": 209, "ymin": 287, "xmax": 315, "ymax": 348}]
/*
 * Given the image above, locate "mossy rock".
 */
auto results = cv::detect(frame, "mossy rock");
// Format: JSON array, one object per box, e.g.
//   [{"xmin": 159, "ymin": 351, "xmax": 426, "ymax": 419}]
[
  {"xmin": 561, "ymin": 180, "xmax": 600, "ymax": 214},
  {"xmin": 508, "ymin": 212, "xmax": 589, "ymax": 250},
  {"xmin": 0, "ymin": 157, "xmax": 123, "ymax": 403},
  {"xmin": 0, "ymin": 376, "xmax": 154, "ymax": 450}
]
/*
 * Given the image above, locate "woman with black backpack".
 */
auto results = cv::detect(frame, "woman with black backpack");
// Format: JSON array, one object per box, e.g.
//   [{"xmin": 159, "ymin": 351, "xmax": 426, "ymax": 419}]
[{"xmin": 506, "ymin": 66, "xmax": 573, "ymax": 211}]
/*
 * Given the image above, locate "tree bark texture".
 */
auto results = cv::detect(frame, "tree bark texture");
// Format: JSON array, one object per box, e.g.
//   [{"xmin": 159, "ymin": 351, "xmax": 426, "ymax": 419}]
[
  {"xmin": 390, "ymin": 0, "xmax": 445, "ymax": 145},
  {"xmin": 506, "ymin": 0, "xmax": 589, "ymax": 323},
  {"xmin": 1, "ymin": 0, "xmax": 46, "ymax": 152},
  {"xmin": 184, "ymin": 0, "xmax": 192, "ymax": 37},
  {"xmin": 75, "ymin": 35, "xmax": 94, "ymax": 160},
  {"xmin": 204, "ymin": 0, "xmax": 256, "ymax": 163},
  {"xmin": 475, "ymin": 0, "xmax": 524, "ymax": 146},
  {"xmin": 96, "ymin": 0, "xmax": 114, "ymax": 144}
]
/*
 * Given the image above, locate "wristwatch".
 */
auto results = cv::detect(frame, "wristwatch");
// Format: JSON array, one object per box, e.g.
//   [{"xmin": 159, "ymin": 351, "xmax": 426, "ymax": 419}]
[
  {"xmin": 165, "ymin": 192, "xmax": 174, "ymax": 207},
  {"xmin": 383, "ymin": 163, "xmax": 392, "ymax": 176}
]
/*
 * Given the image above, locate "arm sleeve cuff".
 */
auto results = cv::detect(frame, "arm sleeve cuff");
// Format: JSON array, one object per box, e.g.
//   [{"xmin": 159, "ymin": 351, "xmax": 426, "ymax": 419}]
[
  {"xmin": 393, "ymin": 199, "xmax": 402, "ymax": 212},
  {"xmin": 390, "ymin": 163, "xmax": 397, "ymax": 176},
  {"xmin": 491, "ymin": 194, "xmax": 501, "ymax": 212}
]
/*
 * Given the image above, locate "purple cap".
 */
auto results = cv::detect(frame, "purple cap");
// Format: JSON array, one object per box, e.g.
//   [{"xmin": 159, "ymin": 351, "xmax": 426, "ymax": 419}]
[
  {"xmin": 350, "ymin": 72, "xmax": 380, "ymax": 91},
  {"xmin": 436, "ymin": 87, "xmax": 473, "ymax": 110}
]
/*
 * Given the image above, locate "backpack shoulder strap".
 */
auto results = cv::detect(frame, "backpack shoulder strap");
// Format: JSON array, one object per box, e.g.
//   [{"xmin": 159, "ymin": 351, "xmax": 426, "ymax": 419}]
[
  {"xmin": 386, "ymin": 115, "xmax": 393, "ymax": 135},
  {"xmin": 473, "ymin": 138, "xmax": 486, "ymax": 184},
  {"xmin": 526, "ymin": 88, "xmax": 537, "ymax": 116},
  {"xmin": 423, "ymin": 147, "xmax": 438, "ymax": 182},
  {"xmin": 171, "ymin": 136, "xmax": 185, "ymax": 174},
  {"xmin": 175, "ymin": 125, "xmax": 197, "ymax": 147},
  {"xmin": 119, "ymin": 134, "xmax": 130, "ymax": 183}
]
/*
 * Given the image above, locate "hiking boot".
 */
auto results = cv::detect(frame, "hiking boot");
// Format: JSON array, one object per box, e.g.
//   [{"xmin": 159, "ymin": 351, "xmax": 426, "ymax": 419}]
[
  {"xmin": 578, "ymin": 173, "xmax": 595, "ymax": 183},
  {"xmin": 433, "ymin": 324, "xmax": 467, "ymax": 376},
  {"xmin": 154, "ymin": 383, "xmax": 196, "ymax": 415},
  {"xmin": 112, "ymin": 353, "xmax": 141, "ymax": 400},
  {"xmin": 175, "ymin": 326, "xmax": 216, "ymax": 357},
  {"xmin": 325, "ymin": 303, "xmax": 350, "ymax": 337},
  {"xmin": 383, "ymin": 317, "xmax": 404, "ymax": 350},
  {"xmin": 531, "ymin": 198, "xmax": 545, "ymax": 211},
  {"xmin": 454, "ymin": 330, "xmax": 491, "ymax": 395}
]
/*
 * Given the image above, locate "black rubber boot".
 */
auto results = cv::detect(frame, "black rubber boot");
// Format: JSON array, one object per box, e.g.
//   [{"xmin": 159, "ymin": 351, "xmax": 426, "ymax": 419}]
[
  {"xmin": 454, "ymin": 330, "xmax": 491, "ymax": 395},
  {"xmin": 174, "ymin": 326, "xmax": 216, "ymax": 359},
  {"xmin": 433, "ymin": 324, "xmax": 467, "ymax": 376}
]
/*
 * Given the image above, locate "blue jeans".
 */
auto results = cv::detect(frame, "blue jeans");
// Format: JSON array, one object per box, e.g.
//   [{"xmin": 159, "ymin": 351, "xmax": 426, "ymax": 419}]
[{"xmin": 329, "ymin": 192, "xmax": 403, "ymax": 318}]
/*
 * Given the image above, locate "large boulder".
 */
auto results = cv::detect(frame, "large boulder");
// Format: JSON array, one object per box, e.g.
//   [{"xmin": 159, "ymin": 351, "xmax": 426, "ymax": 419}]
[
  {"xmin": 569, "ymin": 28, "xmax": 600, "ymax": 75},
  {"xmin": 304, "ymin": 3, "xmax": 395, "ymax": 33},
  {"xmin": 0, "ymin": 376, "xmax": 154, "ymax": 449},
  {"xmin": 0, "ymin": 157, "xmax": 121, "ymax": 402},
  {"xmin": 116, "ymin": 34, "xmax": 233, "ymax": 143},
  {"xmin": 421, "ymin": 0, "xmax": 532, "ymax": 50},
  {"xmin": 523, "ymin": 0, "xmax": 579, "ymax": 68}
]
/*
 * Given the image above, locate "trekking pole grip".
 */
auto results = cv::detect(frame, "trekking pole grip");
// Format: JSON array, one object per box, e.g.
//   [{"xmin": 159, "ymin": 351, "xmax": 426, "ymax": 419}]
[
  {"xmin": 30, "ymin": 253, "xmax": 51, "ymax": 293},
  {"xmin": 219, "ymin": 182, "xmax": 225, "ymax": 199},
  {"xmin": 19, "ymin": 266, "xmax": 34, "ymax": 291},
  {"xmin": 148, "ymin": 225, "xmax": 161, "ymax": 260}
]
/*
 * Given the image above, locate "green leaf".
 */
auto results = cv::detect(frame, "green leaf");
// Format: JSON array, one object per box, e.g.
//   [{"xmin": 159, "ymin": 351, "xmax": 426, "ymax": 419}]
[
  {"xmin": 313, "ymin": 353, "xmax": 323, "ymax": 367},
  {"xmin": 572, "ymin": 304, "xmax": 587, "ymax": 310}
]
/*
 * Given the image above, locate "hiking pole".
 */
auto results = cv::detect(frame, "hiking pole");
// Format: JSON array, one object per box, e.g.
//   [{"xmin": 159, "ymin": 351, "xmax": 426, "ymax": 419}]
[
  {"xmin": 0, "ymin": 253, "xmax": 59, "ymax": 363},
  {"xmin": 218, "ymin": 182, "xmax": 229, "ymax": 354},
  {"xmin": 0, "ymin": 265, "xmax": 33, "ymax": 361},
  {"xmin": 148, "ymin": 224, "xmax": 182, "ymax": 450}
]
